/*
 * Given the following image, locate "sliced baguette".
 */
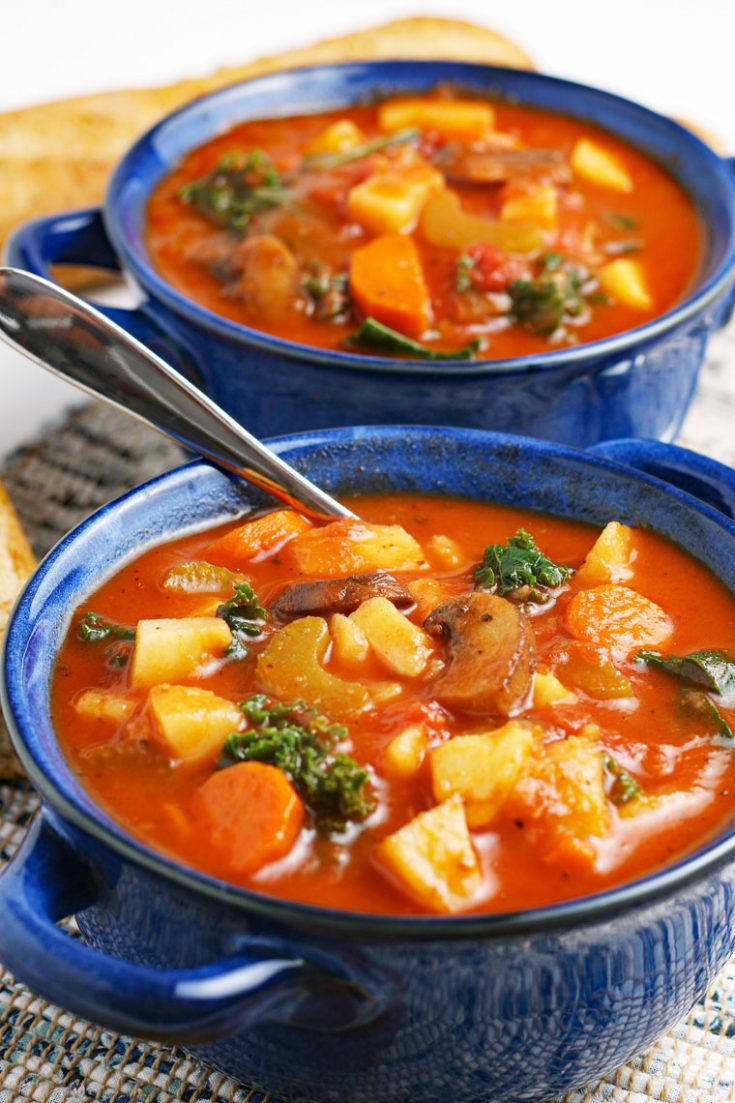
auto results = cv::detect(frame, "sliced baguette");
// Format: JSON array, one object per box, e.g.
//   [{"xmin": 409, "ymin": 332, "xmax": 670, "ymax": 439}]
[{"xmin": 0, "ymin": 483, "xmax": 35, "ymax": 777}]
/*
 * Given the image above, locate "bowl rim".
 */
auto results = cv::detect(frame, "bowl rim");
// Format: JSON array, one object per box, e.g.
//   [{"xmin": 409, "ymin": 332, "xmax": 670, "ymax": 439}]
[
  {"xmin": 105, "ymin": 58, "xmax": 735, "ymax": 379},
  {"xmin": 6, "ymin": 425, "xmax": 735, "ymax": 939}
]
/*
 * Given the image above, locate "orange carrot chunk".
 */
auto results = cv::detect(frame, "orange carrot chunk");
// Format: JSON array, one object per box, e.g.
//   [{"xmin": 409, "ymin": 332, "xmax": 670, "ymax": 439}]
[
  {"xmin": 565, "ymin": 584, "xmax": 672, "ymax": 658},
  {"xmin": 195, "ymin": 761, "xmax": 304, "ymax": 874},
  {"xmin": 350, "ymin": 233, "xmax": 431, "ymax": 338},
  {"xmin": 204, "ymin": 509, "xmax": 312, "ymax": 567}
]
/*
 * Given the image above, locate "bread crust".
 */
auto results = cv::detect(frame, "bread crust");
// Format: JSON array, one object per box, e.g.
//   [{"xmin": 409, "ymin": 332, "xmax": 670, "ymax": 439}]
[{"xmin": 0, "ymin": 483, "xmax": 35, "ymax": 778}]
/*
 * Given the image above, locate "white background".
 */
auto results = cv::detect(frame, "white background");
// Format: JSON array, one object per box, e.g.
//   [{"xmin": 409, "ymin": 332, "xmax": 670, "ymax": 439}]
[{"xmin": 2, "ymin": 0, "xmax": 734, "ymax": 460}]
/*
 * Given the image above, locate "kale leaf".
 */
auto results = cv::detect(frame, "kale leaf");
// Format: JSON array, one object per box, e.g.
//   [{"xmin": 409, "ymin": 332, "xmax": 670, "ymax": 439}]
[
  {"xmin": 220, "ymin": 695, "xmax": 374, "ymax": 832},
  {"xmin": 345, "ymin": 317, "xmax": 481, "ymax": 361},
  {"xmin": 682, "ymin": 689, "xmax": 734, "ymax": 742},
  {"xmin": 180, "ymin": 150, "xmax": 292, "ymax": 233},
  {"xmin": 474, "ymin": 528, "xmax": 573, "ymax": 601},
  {"xmin": 635, "ymin": 648, "xmax": 735, "ymax": 700},
  {"xmin": 304, "ymin": 127, "xmax": 420, "ymax": 170},
  {"xmin": 78, "ymin": 612, "xmax": 136, "ymax": 643},
  {"xmin": 216, "ymin": 582, "xmax": 267, "ymax": 660},
  {"xmin": 603, "ymin": 754, "xmax": 643, "ymax": 805}
]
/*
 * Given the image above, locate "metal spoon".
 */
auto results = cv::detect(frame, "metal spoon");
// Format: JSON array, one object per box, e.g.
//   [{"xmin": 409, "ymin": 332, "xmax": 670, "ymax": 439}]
[{"xmin": 0, "ymin": 267, "xmax": 355, "ymax": 521}]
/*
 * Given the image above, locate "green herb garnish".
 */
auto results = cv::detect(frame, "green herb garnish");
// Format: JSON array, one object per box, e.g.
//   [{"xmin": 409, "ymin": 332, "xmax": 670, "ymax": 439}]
[
  {"xmin": 305, "ymin": 127, "xmax": 420, "ymax": 170},
  {"xmin": 455, "ymin": 253, "xmax": 476, "ymax": 293},
  {"xmin": 603, "ymin": 754, "xmax": 643, "ymax": 805},
  {"xmin": 180, "ymin": 150, "xmax": 292, "ymax": 233},
  {"xmin": 221, "ymin": 695, "xmax": 374, "ymax": 832},
  {"xmin": 216, "ymin": 582, "xmax": 267, "ymax": 660},
  {"xmin": 683, "ymin": 690, "xmax": 734, "ymax": 741},
  {"xmin": 608, "ymin": 212, "xmax": 639, "ymax": 231},
  {"xmin": 78, "ymin": 612, "xmax": 136, "ymax": 643},
  {"xmin": 345, "ymin": 317, "xmax": 481, "ymax": 361},
  {"xmin": 474, "ymin": 528, "xmax": 573, "ymax": 601}
]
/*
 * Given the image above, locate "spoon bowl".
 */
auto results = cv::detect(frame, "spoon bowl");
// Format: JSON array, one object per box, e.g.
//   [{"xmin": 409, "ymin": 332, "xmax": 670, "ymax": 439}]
[{"xmin": 0, "ymin": 267, "xmax": 354, "ymax": 522}]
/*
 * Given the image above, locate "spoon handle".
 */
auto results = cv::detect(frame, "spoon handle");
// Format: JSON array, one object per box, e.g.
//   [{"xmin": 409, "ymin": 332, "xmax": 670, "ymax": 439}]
[{"xmin": 0, "ymin": 267, "xmax": 355, "ymax": 521}]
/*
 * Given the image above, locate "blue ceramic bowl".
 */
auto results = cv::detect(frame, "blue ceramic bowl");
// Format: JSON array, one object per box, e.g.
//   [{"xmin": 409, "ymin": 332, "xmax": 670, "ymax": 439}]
[
  {"xmin": 4, "ymin": 426, "xmax": 735, "ymax": 1103},
  {"xmin": 6, "ymin": 61, "xmax": 735, "ymax": 446}
]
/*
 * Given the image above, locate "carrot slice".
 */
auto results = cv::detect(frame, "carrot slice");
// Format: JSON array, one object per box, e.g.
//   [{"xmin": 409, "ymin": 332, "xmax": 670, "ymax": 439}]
[
  {"xmin": 195, "ymin": 761, "xmax": 304, "ymax": 875},
  {"xmin": 350, "ymin": 233, "xmax": 431, "ymax": 338},
  {"xmin": 204, "ymin": 509, "xmax": 312, "ymax": 567},
  {"xmin": 565, "ymin": 584, "xmax": 672, "ymax": 657}
]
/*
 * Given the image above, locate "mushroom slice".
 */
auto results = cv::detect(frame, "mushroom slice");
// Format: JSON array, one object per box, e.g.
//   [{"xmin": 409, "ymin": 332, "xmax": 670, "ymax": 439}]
[
  {"xmin": 271, "ymin": 571, "xmax": 412, "ymax": 619},
  {"xmin": 424, "ymin": 592, "xmax": 536, "ymax": 716},
  {"xmin": 435, "ymin": 144, "xmax": 572, "ymax": 186}
]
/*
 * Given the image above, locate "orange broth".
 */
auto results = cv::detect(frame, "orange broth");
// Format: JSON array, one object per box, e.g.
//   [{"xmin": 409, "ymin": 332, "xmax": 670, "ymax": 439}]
[
  {"xmin": 52, "ymin": 495, "xmax": 735, "ymax": 916},
  {"xmin": 146, "ymin": 95, "xmax": 703, "ymax": 359}
]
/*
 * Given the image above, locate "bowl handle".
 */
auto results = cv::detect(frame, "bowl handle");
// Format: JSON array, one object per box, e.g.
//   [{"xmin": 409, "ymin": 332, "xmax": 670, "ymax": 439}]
[
  {"xmin": 3, "ymin": 207, "xmax": 201, "ymax": 380},
  {"xmin": 0, "ymin": 812, "xmax": 377, "ymax": 1042},
  {"xmin": 588, "ymin": 438, "xmax": 735, "ymax": 520}
]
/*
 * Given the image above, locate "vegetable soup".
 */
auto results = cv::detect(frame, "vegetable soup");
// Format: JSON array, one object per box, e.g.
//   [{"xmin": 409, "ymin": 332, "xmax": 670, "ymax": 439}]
[
  {"xmin": 146, "ymin": 90, "xmax": 703, "ymax": 361},
  {"xmin": 52, "ymin": 496, "xmax": 735, "ymax": 915}
]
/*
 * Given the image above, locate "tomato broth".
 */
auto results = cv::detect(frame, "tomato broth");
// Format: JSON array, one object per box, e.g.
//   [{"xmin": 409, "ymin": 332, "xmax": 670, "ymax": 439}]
[{"xmin": 52, "ymin": 495, "xmax": 735, "ymax": 916}]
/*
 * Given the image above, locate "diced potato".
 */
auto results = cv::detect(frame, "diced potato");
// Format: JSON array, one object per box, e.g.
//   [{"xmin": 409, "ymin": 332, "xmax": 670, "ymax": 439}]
[
  {"xmin": 426, "ymin": 534, "xmax": 466, "ymax": 570},
  {"xmin": 598, "ymin": 258, "xmax": 652, "ymax": 310},
  {"xmin": 420, "ymin": 188, "xmax": 543, "ymax": 254},
  {"xmin": 500, "ymin": 184, "xmax": 558, "ymax": 228},
  {"xmin": 378, "ymin": 97, "xmax": 495, "ymax": 140},
  {"xmin": 370, "ymin": 681, "xmax": 404, "ymax": 705},
  {"xmin": 256, "ymin": 616, "xmax": 368, "ymax": 720},
  {"xmin": 74, "ymin": 689, "xmax": 136, "ymax": 724},
  {"xmin": 287, "ymin": 519, "xmax": 426, "ymax": 577},
  {"xmin": 330, "ymin": 613, "xmax": 370, "ymax": 667},
  {"xmin": 161, "ymin": 561, "xmax": 246, "ymax": 594},
  {"xmin": 148, "ymin": 684, "xmax": 243, "ymax": 764},
  {"xmin": 350, "ymin": 596, "xmax": 433, "ymax": 677},
  {"xmin": 511, "ymin": 728, "xmax": 609, "ymax": 869},
  {"xmin": 533, "ymin": 671, "xmax": 576, "ymax": 708},
  {"xmin": 375, "ymin": 795, "xmax": 482, "ymax": 913},
  {"xmin": 347, "ymin": 160, "xmax": 444, "ymax": 234},
  {"xmin": 131, "ymin": 617, "xmax": 232, "ymax": 688},
  {"xmin": 406, "ymin": 577, "xmax": 459, "ymax": 622},
  {"xmin": 430, "ymin": 721, "xmax": 536, "ymax": 828},
  {"xmin": 306, "ymin": 119, "xmax": 365, "ymax": 155},
  {"xmin": 571, "ymin": 138, "xmax": 633, "ymax": 192},
  {"xmin": 575, "ymin": 521, "xmax": 634, "ymax": 587},
  {"xmin": 383, "ymin": 723, "xmax": 429, "ymax": 779}
]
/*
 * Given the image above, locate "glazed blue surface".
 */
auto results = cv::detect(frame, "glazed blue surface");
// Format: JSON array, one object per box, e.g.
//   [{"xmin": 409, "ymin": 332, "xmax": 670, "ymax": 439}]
[
  {"xmin": 5, "ymin": 427, "xmax": 735, "ymax": 1101},
  {"xmin": 6, "ymin": 61, "xmax": 735, "ymax": 445}
]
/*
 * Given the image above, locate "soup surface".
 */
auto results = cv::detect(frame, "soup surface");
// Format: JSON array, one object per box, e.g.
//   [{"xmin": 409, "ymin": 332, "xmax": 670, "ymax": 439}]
[
  {"xmin": 52, "ymin": 496, "xmax": 735, "ymax": 916},
  {"xmin": 146, "ymin": 91, "xmax": 703, "ymax": 361}
]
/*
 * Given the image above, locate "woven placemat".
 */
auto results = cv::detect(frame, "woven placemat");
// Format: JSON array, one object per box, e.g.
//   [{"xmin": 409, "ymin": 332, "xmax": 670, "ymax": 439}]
[{"xmin": 2, "ymin": 321, "xmax": 735, "ymax": 1102}]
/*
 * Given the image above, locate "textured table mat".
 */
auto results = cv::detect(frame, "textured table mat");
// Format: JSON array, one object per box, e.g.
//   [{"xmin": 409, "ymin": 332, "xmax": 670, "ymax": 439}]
[{"xmin": 2, "ymin": 320, "xmax": 735, "ymax": 1101}]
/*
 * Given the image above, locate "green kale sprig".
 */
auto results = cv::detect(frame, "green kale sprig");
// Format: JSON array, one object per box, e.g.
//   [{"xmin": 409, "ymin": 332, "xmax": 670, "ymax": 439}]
[
  {"xmin": 474, "ymin": 528, "xmax": 573, "ymax": 602},
  {"xmin": 345, "ymin": 317, "xmax": 481, "ymax": 361},
  {"xmin": 603, "ymin": 754, "xmax": 643, "ymax": 806},
  {"xmin": 220, "ymin": 695, "xmax": 374, "ymax": 832},
  {"xmin": 216, "ymin": 582, "xmax": 267, "ymax": 660},
  {"xmin": 78, "ymin": 612, "xmax": 136, "ymax": 643},
  {"xmin": 180, "ymin": 150, "xmax": 292, "ymax": 233},
  {"xmin": 636, "ymin": 647, "xmax": 735, "ymax": 742}
]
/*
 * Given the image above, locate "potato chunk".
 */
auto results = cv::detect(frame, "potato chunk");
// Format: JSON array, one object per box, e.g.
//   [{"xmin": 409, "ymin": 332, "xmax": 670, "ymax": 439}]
[
  {"xmin": 148, "ymin": 684, "xmax": 243, "ymax": 764},
  {"xmin": 330, "ymin": 613, "xmax": 370, "ymax": 667},
  {"xmin": 74, "ymin": 690, "xmax": 136, "ymax": 724},
  {"xmin": 256, "ymin": 616, "xmax": 368, "ymax": 719},
  {"xmin": 383, "ymin": 723, "xmax": 429, "ymax": 780},
  {"xmin": 500, "ymin": 184, "xmax": 558, "ymax": 228},
  {"xmin": 378, "ymin": 97, "xmax": 495, "ymax": 140},
  {"xmin": 375, "ymin": 795, "xmax": 482, "ymax": 913},
  {"xmin": 532, "ymin": 671, "xmax": 576, "ymax": 707},
  {"xmin": 570, "ymin": 138, "xmax": 633, "ymax": 192},
  {"xmin": 306, "ymin": 119, "xmax": 365, "ymax": 155},
  {"xmin": 598, "ymin": 258, "xmax": 652, "ymax": 310},
  {"xmin": 350, "ymin": 596, "xmax": 433, "ymax": 677},
  {"xmin": 575, "ymin": 521, "xmax": 634, "ymax": 587},
  {"xmin": 287, "ymin": 519, "xmax": 425, "ymax": 576},
  {"xmin": 430, "ymin": 721, "xmax": 536, "ymax": 828},
  {"xmin": 509, "ymin": 728, "xmax": 609, "ymax": 869},
  {"xmin": 347, "ymin": 159, "xmax": 443, "ymax": 235},
  {"xmin": 131, "ymin": 617, "xmax": 232, "ymax": 688}
]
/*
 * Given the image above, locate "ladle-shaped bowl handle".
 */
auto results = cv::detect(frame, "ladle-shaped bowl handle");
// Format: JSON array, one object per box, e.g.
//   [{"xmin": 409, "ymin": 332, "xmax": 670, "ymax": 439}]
[{"xmin": 0, "ymin": 266, "xmax": 354, "ymax": 522}]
